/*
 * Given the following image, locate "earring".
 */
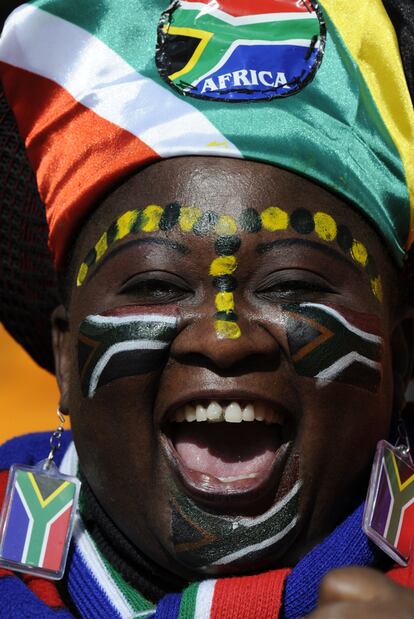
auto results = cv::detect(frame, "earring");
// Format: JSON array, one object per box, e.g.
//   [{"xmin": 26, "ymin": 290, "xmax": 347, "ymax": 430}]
[
  {"xmin": 363, "ymin": 417, "xmax": 414, "ymax": 566},
  {"xmin": 0, "ymin": 408, "xmax": 80, "ymax": 579}
]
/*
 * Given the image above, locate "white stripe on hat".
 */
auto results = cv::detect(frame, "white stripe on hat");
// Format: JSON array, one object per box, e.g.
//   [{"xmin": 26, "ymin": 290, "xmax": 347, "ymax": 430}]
[{"xmin": 0, "ymin": 4, "xmax": 241, "ymax": 159}]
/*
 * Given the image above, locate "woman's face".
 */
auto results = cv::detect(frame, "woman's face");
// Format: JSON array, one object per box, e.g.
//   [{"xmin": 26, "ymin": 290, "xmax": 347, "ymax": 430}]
[{"xmin": 56, "ymin": 157, "xmax": 403, "ymax": 579}]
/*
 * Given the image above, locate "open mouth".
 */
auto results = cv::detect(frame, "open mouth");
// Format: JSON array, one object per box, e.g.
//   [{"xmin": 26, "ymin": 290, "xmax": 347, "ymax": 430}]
[{"xmin": 161, "ymin": 400, "xmax": 295, "ymax": 515}]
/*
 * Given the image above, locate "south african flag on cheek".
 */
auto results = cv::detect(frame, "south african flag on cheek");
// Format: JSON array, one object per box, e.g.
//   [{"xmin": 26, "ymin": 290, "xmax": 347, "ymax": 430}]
[{"xmin": 0, "ymin": 465, "xmax": 79, "ymax": 579}]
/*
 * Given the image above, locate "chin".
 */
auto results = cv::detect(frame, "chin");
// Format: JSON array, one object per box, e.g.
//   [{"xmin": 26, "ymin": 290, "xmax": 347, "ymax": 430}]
[{"xmin": 158, "ymin": 397, "xmax": 304, "ymax": 573}]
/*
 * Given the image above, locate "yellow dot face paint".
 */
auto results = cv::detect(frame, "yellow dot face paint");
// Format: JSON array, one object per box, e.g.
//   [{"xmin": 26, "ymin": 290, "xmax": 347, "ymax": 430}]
[
  {"xmin": 209, "ymin": 256, "xmax": 237, "ymax": 277},
  {"xmin": 371, "ymin": 277, "xmax": 383, "ymax": 302},
  {"xmin": 77, "ymin": 262, "xmax": 88, "ymax": 287},
  {"xmin": 141, "ymin": 205, "xmax": 164, "ymax": 232},
  {"xmin": 94, "ymin": 232, "xmax": 108, "ymax": 262},
  {"xmin": 77, "ymin": 204, "xmax": 384, "ymax": 346},
  {"xmin": 351, "ymin": 240, "xmax": 368, "ymax": 266},
  {"xmin": 179, "ymin": 207, "xmax": 201, "ymax": 232},
  {"xmin": 214, "ymin": 215, "xmax": 238, "ymax": 236},
  {"xmin": 215, "ymin": 292, "xmax": 235, "ymax": 313},
  {"xmin": 115, "ymin": 210, "xmax": 138, "ymax": 240},
  {"xmin": 314, "ymin": 211, "xmax": 337, "ymax": 242},
  {"xmin": 214, "ymin": 320, "xmax": 241, "ymax": 340},
  {"xmin": 260, "ymin": 207, "xmax": 289, "ymax": 232}
]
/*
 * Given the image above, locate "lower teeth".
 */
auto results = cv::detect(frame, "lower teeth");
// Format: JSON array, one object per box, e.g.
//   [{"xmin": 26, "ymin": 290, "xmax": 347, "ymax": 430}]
[{"xmin": 217, "ymin": 473, "xmax": 258, "ymax": 483}]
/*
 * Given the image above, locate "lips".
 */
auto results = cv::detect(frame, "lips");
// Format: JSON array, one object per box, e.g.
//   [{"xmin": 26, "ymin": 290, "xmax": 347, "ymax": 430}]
[{"xmin": 161, "ymin": 398, "xmax": 296, "ymax": 515}]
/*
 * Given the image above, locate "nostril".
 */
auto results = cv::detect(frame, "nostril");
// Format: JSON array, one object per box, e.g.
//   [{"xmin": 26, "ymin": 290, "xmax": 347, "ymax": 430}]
[{"xmin": 170, "ymin": 313, "xmax": 282, "ymax": 372}]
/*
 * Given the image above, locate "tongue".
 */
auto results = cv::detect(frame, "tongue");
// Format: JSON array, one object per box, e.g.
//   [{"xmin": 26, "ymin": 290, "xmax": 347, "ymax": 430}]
[{"xmin": 173, "ymin": 422, "xmax": 280, "ymax": 479}]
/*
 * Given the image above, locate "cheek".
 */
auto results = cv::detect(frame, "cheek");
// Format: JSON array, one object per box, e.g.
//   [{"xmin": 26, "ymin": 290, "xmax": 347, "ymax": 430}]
[
  {"xmin": 282, "ymin": 303, "xmax": 384, "ymax": 395},
  {"xmin": 77, "ymin": 309, "xmax": 178, "ymax": 399}
]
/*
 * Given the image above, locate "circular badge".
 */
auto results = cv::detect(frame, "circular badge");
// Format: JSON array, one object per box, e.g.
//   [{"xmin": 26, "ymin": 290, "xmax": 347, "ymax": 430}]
[{"xmin": 156, "ymin": 0, "xmax": 326, "ymax": 102}]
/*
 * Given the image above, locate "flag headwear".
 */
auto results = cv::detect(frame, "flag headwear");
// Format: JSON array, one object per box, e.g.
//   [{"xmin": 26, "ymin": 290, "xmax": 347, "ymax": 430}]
[{"xmin": 0, "ymin": 0, "xmax": 413, "ymax": 267}]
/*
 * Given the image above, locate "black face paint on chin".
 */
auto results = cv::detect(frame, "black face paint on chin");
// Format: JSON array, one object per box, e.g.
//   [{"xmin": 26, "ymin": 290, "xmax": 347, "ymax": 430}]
[{"xmin": 169, "ymin": 476, "xmax": 302, "ymax": 571}]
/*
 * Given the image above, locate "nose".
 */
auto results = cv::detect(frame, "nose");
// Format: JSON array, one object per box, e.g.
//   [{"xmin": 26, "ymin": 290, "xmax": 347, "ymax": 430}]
[{"xmin": 171, "ymin": 311, "xmax": 282, "ymax": 372}]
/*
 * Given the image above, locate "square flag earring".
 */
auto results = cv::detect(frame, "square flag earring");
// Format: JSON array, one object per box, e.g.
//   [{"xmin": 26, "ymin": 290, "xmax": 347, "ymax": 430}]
[
  {"xmin": 363, "ymin": 421, "xmax": 414, "ymax": 566},
  {"xmin": 0, "ymin": 409, "xmax": 80, "ymax": 580}
]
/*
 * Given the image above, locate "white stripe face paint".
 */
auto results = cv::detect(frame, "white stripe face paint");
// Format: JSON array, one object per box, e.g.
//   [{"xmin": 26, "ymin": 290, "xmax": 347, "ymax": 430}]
[
  {"xmin": 172, "ymin": 477, "xmax": 303, "ymax": 569},
  {"xmin": 284, "ymin": 302, "xmax": 383, "ymax": 393},
  {"xmin": 301, "ymin": 303, "xmax": 382, "ymax": 344},
  {"xmin": 208, "ymin": 517, "xmax": 299, "ymax": 566},
  {"xmin": 237, "ymin": 479, "xmax": 302, "ymax": 527},
  {"xmin": 87, "ymin": 314, "xmax": 178, "ymax": 326},
  {"xmin": 88, "ymin": 339, "xmax": 168, "ymax": 398},
  {"xmin": 315, "ymin": 351, "xmax": 381, "ymax": 385},
  {"xmin": 79, "ymin": 313, "xmax": 178, "ymax": 398},
  {"xmin": 0, "ymin": 4, "xmax": 241, "ymax": 158}
]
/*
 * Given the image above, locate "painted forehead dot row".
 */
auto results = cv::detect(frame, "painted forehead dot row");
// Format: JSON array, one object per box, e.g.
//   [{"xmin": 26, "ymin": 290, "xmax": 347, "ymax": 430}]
[{"xmin": 77, "ymin": 203, "xmax": 383, "ymax": 339}]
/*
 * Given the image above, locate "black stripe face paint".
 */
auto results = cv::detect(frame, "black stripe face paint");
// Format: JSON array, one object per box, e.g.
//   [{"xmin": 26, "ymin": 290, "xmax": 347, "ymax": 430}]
[
  {"xmin": 78, "ymin": 309, "xmax": 177, "ymax": 398},
  {"xmin": 283, "ymin": 302, "xmax": 383, "ymax": 392},
  {"xmin": 170, "ymin": 472, "xmax": 302, "ymax": 570},
  {"xmin": 77, "ymin": 204, "xmax": 384, "ymax": 347}
]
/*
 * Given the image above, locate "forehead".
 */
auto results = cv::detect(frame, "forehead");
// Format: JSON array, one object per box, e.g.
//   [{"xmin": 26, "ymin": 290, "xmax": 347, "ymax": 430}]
[
  {"xmin": 76, "ymin": 156, "xmax": 382, "ymax": 253},
  {"xmin": 69, "ymin": 157, "xmax": 398, "ymax": 332}
]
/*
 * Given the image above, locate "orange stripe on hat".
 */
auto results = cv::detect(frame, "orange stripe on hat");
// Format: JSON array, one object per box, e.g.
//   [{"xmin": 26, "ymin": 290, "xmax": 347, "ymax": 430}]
[{"xmin": 0, "ymin": 63, "xmax": 158, "ymax": 267}]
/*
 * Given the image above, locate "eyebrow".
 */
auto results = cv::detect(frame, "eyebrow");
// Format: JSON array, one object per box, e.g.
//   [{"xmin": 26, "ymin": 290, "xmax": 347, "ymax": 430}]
[
  {"xmin": 83, "ymin": 237, "xmax": 191, "ymax": 285},
  {"xmin": 256, "ymin": 238, "xmax": 361, "ymax": 274}
]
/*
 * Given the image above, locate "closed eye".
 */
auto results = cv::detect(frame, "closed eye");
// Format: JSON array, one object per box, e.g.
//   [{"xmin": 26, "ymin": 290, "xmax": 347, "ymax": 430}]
[
  {"xmin": 119, "ymin": 273, "xmax": 193, "ymax": 304},
  {"xmin": 255, "ymin": 273, "xmax": 336, "ymax": 302}
]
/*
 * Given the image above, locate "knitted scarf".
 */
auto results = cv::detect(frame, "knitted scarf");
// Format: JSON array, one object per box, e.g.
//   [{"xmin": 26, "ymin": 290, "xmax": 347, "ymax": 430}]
[{"xmin": 0, "ymin": 432, "xmax": 392, "ymax": 618}]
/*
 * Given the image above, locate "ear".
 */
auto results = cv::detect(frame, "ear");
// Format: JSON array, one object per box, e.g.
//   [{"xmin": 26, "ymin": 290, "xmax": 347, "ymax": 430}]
[
  {"xmin": 391, "ymin": 305, "xmax": 414, "ymax": 412},
  {"xmin": 51, "ymin": 305, "xmax": 72, "ymax": 415}
]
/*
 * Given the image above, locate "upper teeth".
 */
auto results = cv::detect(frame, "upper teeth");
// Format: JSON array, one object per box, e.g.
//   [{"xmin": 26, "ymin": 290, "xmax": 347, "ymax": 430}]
[{"xmin": 170, "ymin": 401, "xmax": 282, "ymax": 424}]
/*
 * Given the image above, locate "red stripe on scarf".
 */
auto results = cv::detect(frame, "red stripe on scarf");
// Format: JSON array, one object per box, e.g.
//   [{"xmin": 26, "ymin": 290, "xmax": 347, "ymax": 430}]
[
  {"xmin": 22, "ymin": 574, "xmax": 66, "ymax": 609},
  {"xmin": 0, "ymin": 63, "xmax": 159, "ymax": 268},
  {"xmin": 0, "ymin": 471, "xmax": 13, "ymax": 578},
  {"xmin": 210, "ymin": 568, "xmax": 291, "ymax": 618},
  {"xmin": 0, "ymin": 470, "xmax": 8, "ymax": 504}
]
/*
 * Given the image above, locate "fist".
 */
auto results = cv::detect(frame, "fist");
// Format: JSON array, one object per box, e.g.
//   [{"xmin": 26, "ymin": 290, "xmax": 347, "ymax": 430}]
[{"xmin": 308, "ymin": 567, "xmax": 414, "ymax": 618}]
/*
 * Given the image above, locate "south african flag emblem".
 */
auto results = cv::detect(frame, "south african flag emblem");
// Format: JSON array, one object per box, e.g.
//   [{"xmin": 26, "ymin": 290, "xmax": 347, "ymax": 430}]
[
  {"xmin": 364, "ymin": 441, "xmax": 414, "ymax": 566},
  {"xmin": 157, "ymin": 0, "xmax": 325, "ymax": 101},
  {"xmin": 0, "ymin": 465, "xmax": 79, "ymax": 579}
]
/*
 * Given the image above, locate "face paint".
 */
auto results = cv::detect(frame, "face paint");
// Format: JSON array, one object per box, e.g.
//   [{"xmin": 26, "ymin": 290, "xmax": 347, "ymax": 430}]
[
  {"xmin": 170, "ymin": 477, "xmax": 302, "ymax": 570},
  {"xmin": 78, "ymin": 308, "xmax": 177, "ymax": 398},
  {"xmin": 283, "ymin": 303, "xmax": 383, "ymax": 392},
  {"xmin": 210, "ymin": 234, "xmax": 241, "ymax": 340},
  {"xmin": 76, "ymin": 204, "xmax": 383, "ymax": 347}
]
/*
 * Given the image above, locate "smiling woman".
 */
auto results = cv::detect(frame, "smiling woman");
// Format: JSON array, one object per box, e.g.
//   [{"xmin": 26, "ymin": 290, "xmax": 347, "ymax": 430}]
[
  {"xmin": 0, "ymin": 1, "xmax": 414, "ymax": 618},
  {"xmin": 55, "ymin": 157, "xmax": 396, "ymax": 579}
]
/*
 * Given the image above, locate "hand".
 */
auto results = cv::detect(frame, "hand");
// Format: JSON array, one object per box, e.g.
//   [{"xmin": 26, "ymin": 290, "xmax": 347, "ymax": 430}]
[{"xmin": 307, "ymin": 566, "xmax": 414, "ymax": 618}]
